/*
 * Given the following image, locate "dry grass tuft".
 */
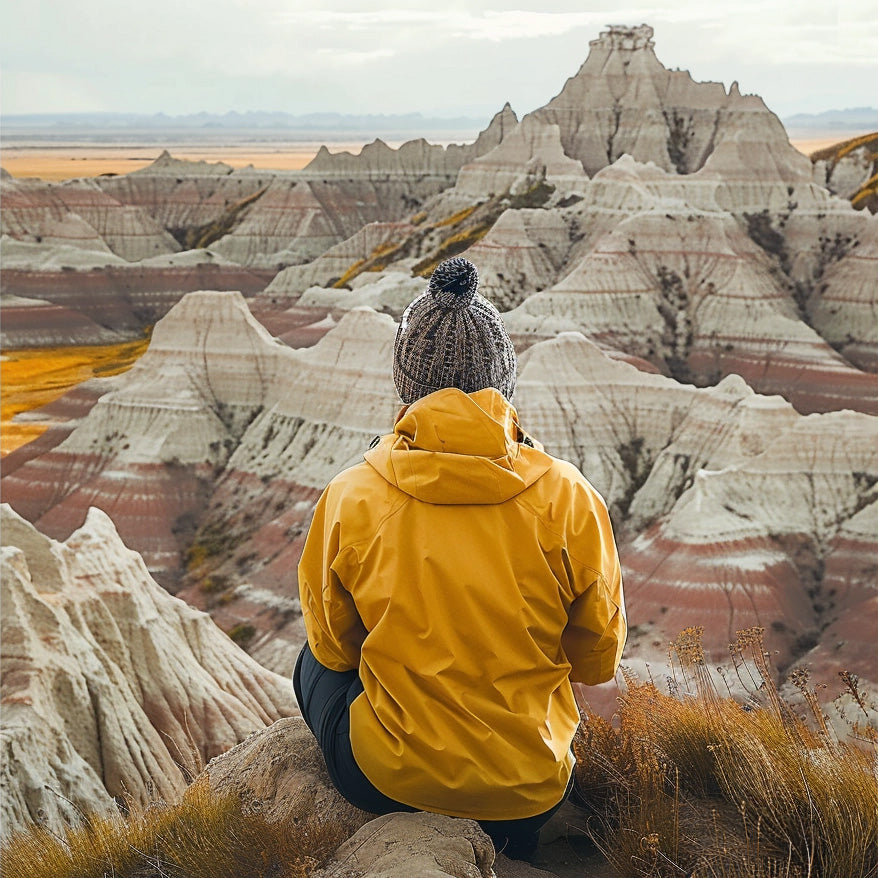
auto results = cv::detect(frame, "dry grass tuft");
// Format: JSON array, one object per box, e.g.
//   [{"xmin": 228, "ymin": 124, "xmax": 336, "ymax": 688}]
[
  {"xmin": 574, "ymin": 627, "xmax": 878, "ymax": 878},
  {"xmin": 1, "ymin": 782, "xmax": 348, "ymax": 878}
]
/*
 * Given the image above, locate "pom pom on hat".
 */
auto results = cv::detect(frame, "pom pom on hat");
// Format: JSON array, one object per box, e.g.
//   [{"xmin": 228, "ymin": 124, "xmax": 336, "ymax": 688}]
[
  {"xmin": 393, "ymin": 257, "xmax": 517, "ymax": 404},
  {"xmin": 427, "ymin": 256, "xmax": 479, "ymax": 309}
]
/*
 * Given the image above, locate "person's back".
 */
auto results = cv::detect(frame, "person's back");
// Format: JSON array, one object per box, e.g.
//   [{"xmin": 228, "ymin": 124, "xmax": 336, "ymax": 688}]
[{"xmin": 294, "ymin": 257, "xmax": 626, "ymax": 859}]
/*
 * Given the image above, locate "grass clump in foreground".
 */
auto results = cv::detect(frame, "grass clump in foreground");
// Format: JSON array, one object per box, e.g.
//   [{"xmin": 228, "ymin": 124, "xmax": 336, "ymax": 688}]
[
  {"xmin": 573, "ymin": 626, "xmax": 878, "ymax": 878},
  {"xmin": 1, "ymin": 781, "xmax": 349, "ymax": 878}
]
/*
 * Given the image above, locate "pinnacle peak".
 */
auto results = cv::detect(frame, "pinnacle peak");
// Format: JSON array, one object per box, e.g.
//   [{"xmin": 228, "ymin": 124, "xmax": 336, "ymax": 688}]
[{"xmin": 590, "ymin": 24, "xmax": 655, "ymax": 51}]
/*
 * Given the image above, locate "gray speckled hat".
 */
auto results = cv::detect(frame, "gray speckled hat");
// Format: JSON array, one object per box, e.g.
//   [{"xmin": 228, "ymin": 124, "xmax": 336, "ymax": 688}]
[{"xmin": 393, "ymin": 257, "xmax": 517, "ymax": 404}]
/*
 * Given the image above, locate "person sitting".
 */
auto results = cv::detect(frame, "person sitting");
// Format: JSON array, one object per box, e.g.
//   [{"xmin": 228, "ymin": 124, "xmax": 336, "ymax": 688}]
[{"xmin": 294, "ymin": 256, "xmax": 626, "ymax": 860}]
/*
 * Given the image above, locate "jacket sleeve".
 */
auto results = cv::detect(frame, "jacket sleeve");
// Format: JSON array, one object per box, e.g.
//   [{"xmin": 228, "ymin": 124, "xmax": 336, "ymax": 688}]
[
  {"xmin": 297, "ymin": 485, "xmax": 367, "ymax": 672},
  {"xmin": 561, "ymin": 490, "xmax": 627, "ymax": 686}
]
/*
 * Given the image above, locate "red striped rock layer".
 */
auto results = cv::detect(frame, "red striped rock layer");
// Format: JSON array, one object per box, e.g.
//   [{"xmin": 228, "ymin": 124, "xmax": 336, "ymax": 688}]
[
  {"xmin": 1, "ymin": 175, "xmax": 179, "ymax": 261},
  {"xmin": 1, "ymin": 260, "xmax": 277, "ymax": 346},
  {"xmin": 0, "ymin": 295, "xmax": 122, "ymax": 347},
  {"xmin": 514, "ymin": 332, "xmax": 878, "ymax": 705},
  {"xmin": 1, "ymin": 294, "xmax": 400, "ymax": 592},
  {"xmin": 1, "ymin": 504, "xmax": 294, "ymax": 839}
]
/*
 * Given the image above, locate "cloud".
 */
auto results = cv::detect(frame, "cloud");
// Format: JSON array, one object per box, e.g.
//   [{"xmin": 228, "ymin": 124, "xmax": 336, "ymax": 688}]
[
  {"xmin": 1, "ymin": 0, "xmax": 875, "ymax": 116},
  {"xmin": 293, "ymin": 8, "xmax": 611, "ymax": 42}
]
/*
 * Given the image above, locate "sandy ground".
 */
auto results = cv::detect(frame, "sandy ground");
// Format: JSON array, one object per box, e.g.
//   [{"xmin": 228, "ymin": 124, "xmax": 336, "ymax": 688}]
[{"xmin": 3, "ymin": 133, "xmax": 870, "ymax": 182}]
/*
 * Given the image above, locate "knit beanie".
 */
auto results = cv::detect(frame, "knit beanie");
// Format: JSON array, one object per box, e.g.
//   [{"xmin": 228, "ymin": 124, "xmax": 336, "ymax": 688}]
[{"xmin": 393, "ymin": 257, "xmax": 517, "ymax": 404}]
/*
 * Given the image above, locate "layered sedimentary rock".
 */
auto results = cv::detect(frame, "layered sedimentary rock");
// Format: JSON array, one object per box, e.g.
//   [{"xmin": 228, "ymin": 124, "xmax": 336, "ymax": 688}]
[
  {"xmin": 513, "ymin": 333, "xmax": 878, "ymax": 697},
  {"xmin": 808, "ymin": 223, "xmax": 878, "ymax": 372},
  {"xmin": 0, "ymin": 291, "xmax": 297, "ymax": 585},
  {"xmin": 1, "ymin": 238, "xmax": 277, "ymax": 346},
  {"xmin": 260, "ymin": 221, "xmax": 417, "ymax": 300},
  {"xmin": 95, "ymin": 159, "xmax": 274, "ymax": 244},
  {"xmin": 5, "ymin": 291, "xmax": 875, "ymax": 713},
  {"xmin": 811, "ymin": 133, "xmax": 878, "ymax": 213},
  {"xmin": 465, "ymin": 209, "xmax": 573, "ymax": 311},
  {"xmin": 504, "ymin": 206, "xmax": 878, "ymax": 414},
  {"xmin": 0, "ymin": 294, "xmax": 123, "ymax": 347},
  {"xmin": 454, "ymin": 115, "xmax": 587, "ymax": 198},
  {"xmin": 1, "ymin": 175, "xmax": 179, "ymax": 261},
  {"xmin": 530, "ymin": 24, "xmax": 795, "ymax": 178},
  {"xmin": 0, "ymin": 504, "xmax": 295, "ymax": 839}
]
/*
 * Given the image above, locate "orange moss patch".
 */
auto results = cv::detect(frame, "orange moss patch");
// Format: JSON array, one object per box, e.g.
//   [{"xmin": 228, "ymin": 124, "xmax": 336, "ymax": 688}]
[{"xmin": 1, "ymin": 335, "xmax": 150, "ymax": 456}]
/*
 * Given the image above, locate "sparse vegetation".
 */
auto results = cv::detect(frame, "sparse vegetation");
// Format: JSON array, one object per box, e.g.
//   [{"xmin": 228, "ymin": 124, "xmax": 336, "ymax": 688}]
[
  {"xmin": 186, "ymin": 523, "xmax": 244, "ymax": 571},
  {"xmin": 0, "ymin": 332, "xmax": 152, "ymax": 456},
  {"xmin": 574, "ymin": 626, "xmax": 878, "ymax": 877},
  {"xmin": 333, "ymin": 180, "xmax": 556, "ymax": 288},
  {"xmin": 0, "ymin": 783, "xmax": 346, "ymax": 878},
  {"xmin": 227, "ymin": 622, "xmax": 256, "ymax": 647},
  {"xmin": 3, "ymin": 627, "xmax": 873, "ymax": 877},
  {"xmin": 170, "ymin": 187, "xmax": 267, "ymax": 250}
]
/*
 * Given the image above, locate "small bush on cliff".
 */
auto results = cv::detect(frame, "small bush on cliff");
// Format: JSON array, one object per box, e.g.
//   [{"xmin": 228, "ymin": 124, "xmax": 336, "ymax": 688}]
[
  {"xmin": 1, "ymin": 782, "xmax": 347, "ymax": 878},
  {"xmin": 573, "ymin": 627, "xmax": 878, "ymax": 878}
]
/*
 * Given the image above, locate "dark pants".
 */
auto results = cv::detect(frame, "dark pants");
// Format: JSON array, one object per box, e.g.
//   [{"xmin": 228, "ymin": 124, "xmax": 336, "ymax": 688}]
[{"xmin": 293, "ymin": 642, "xmax": 571, "ymax": 860}]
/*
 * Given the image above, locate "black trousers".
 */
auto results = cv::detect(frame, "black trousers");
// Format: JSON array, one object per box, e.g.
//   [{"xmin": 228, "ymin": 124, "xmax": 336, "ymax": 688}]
[{"xmin": 293, "ymin": 642, "xmax": 572, "ymax": 859}]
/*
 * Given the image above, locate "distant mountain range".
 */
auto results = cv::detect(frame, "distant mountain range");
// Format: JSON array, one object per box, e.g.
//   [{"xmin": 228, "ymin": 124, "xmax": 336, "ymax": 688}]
[
  {"xmin": 3, "ymin": 107, "xmax": 875, "ymax": 144},
  {"xmin": 783, "ymin": 107, "xmax": 878, "ymax": 130},
  {"xmin": 0, "ymin": 111, "xmax": 487, "ymax": 143}
]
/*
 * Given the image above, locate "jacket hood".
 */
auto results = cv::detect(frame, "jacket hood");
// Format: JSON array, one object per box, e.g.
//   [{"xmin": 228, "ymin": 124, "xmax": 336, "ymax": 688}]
[{"xmin": 365, "ymin": 387, "xmax": 554, "ymax": 504}]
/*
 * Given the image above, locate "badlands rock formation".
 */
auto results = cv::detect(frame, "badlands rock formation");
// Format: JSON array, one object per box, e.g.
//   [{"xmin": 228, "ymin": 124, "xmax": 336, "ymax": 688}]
[
  {"xmin": 4, "ymin": 291, "xmax": 875, "ymax": 712},
  {"xmin": 531, "ymin": 24, "xmax": 789, "ymax": 177},
  {"xmin": 0, "ymin": 504, "xmax": 295, "ymax": 840},
  {"xmin": 3, "ymin": 24, "xmax": 876, "ymax": 730},
  {"xmin": 0, "ymin": 238, "xmax": 275, "ymax": 347},
  {"xmin": 0, "ymin": 174, "xmax": 179, "ymax": 261}
]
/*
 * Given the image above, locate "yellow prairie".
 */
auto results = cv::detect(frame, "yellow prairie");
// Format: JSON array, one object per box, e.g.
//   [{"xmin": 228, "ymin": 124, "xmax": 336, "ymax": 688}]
[{"xmin": 1, "ymin": 336, "xmax": 150, "ymax": 456}]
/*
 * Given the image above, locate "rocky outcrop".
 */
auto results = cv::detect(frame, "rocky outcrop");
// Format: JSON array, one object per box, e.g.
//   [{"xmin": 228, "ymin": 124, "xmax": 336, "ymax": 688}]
[
  {"xmin": 0, "ymin": 504, "xmax": 295, "ymax": 840},
  {"xmin": 199, "ymin": 717, "xmax": 370, "ymax": 830},
  {"xmin": 318, "ymin": 812, "xmax": 495, "ymax": 878},
  {"xmin": 455, "ymin": 116, "xmax": 587, "ymax": 198},
  {"xmin": 531, "ymin": 25, "xmax": 796, "ymax": 178},
  {"xmin": 199, "ymin": 717, "xmax": 567, "ymax": 877}
]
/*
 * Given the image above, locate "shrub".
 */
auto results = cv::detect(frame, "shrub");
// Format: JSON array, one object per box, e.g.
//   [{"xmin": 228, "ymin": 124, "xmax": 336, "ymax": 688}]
[
  {"xmin": 1, "ymin": 783, "xmax": 346, "ymax": 878},
  {"xmin": 573, "ymin": 627, "xmax": 878, "ymax": 877}
]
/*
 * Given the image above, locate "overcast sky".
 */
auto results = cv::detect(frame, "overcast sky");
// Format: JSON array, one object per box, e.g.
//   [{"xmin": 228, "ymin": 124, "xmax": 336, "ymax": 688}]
[{"xmin": 2, "ymin": 0, "xmax": 876, "ymax": 120}]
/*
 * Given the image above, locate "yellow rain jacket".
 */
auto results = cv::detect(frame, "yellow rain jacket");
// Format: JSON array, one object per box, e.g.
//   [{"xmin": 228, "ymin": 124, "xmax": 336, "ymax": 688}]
[{"xmin": 298, "ymin": 387, "xmax": 626, "ymax": 820}]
